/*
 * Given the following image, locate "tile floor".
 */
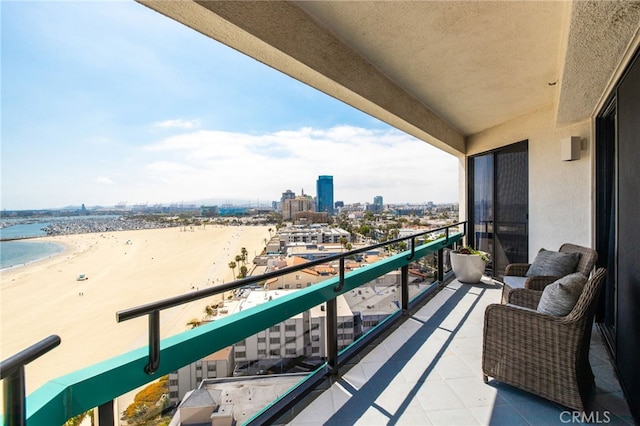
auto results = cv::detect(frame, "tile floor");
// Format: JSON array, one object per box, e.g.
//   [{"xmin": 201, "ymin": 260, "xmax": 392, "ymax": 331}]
[{"xmin": 283, "ymin": 278, "xmax": 635, "ymax": 425}]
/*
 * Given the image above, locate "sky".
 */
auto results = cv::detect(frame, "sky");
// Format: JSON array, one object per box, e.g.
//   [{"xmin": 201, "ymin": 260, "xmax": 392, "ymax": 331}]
[{"xmin": 1, "ymin": 1, "xmax": 459, "ymax": 211}]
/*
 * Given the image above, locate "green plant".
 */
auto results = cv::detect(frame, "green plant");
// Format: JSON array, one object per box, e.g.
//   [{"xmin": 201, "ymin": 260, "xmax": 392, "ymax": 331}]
[{"xmin": 455, "ymin": 246, "xmax": 490, "ymax": 262}]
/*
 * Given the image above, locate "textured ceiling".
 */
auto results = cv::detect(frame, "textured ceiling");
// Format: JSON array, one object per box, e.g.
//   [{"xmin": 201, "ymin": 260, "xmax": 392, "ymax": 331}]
[{"xmin": 295, "ymin": 1, "xmax": 566, "ymax": 136}]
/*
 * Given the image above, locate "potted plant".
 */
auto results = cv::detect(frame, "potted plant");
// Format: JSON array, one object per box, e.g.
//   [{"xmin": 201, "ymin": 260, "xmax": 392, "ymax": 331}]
[{"xmin": 450, "ymin": 246, "xmax": 489, "ymax": 283}]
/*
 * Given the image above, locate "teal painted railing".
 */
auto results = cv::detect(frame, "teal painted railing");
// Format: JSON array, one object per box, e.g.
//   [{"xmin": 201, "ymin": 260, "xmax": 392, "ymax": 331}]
[{"xmin": 2, "ymin": 224, "xmax": 465, "ymax": 425}]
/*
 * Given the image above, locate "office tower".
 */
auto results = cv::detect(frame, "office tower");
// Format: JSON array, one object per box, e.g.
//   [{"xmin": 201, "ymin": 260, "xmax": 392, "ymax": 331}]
[
  {"xmin": 316, "ymin": 175, "xmax": 334, "ymax": 214},
  {"xmin": 281, "ymin": 189, "xmax": 295, "ymax": 204}
]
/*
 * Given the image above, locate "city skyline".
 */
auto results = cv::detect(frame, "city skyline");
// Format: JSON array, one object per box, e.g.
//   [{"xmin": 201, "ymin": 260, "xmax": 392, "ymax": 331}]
[{"xmin": 2, "ymin": 1, "xmax": 458, "ymax": 211}]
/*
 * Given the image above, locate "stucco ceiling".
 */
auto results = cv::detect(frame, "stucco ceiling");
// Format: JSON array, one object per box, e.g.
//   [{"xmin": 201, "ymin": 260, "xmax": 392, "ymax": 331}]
[
  {"xmin": 294, "ymin": 1, "xmax": 566, "ymax": 136},
  {"xmin": 138, "ymin": 1, "xmax": 640, "ymax": 154}
]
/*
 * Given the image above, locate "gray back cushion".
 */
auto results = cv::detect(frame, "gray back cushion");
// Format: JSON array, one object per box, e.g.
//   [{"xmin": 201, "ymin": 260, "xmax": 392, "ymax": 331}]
[
  {"xmin": 526, "ymin": 248, "xmax": 580, "ymax": 277},
  {"xmin": 537, "ymin": 272, "xmax": 588, "ymax": 316}
]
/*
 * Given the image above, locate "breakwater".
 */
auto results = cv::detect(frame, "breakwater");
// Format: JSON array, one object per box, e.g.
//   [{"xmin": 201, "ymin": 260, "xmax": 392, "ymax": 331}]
[{"xmin": 0, "ymin": 216, "xmax": 177, "ymax": 240}]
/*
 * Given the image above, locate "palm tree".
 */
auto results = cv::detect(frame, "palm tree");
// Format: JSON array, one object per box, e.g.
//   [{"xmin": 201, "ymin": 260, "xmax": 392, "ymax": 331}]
[
  {"xmin": 239, "ymin": 265, "xmax": 248, "ymax": 279},
  {"xmin": 268, "ymin": 228, "xmax": 273, "ymax": 237},
  {"xmin": 241, "ymin": 247, "xmax": 248, "ymax": 265},
  {"xmin": 235, "ymin": 254, "xmax": 243, "ymax": 267},
  {"xmin": 228, "ymin": 261, "xmax": 237, "ymax": 280},
  {"xmin": 339, "ymin": 236, "xmax": 348, "ymax": 252},
  {"xmin": 204, "ymin": 305, "xmax": 215, "ymax": 319}
]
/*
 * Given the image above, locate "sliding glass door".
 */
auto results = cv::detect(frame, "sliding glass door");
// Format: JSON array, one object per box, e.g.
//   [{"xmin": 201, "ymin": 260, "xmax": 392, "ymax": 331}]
[
  {"xmin": 596, "ymin": 51, "xmax": 640, "ymax": 418},
  {"xmin": 469, "ymin": 141, "xmax": 528, "ymax": 279}
]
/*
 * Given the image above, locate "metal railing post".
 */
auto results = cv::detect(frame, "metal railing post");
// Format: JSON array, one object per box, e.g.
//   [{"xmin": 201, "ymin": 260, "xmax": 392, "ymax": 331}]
[
  {"xmin": 95, "ymin": 400, "xmax": 114, "ymax": 426},
  {"xmin": 2, "ymin": 367, "xmax": 25, "ymax": 426},
  {"xmin": 401, "ymin": 264, "xmax": 409, "ymax": 312},
  {"xmin": 145, "ymin": 310, "xmax": 161, "ymax": 374},
  {"xmin": 406, "ymin": 237, "xmax": 416, "ymax": 261},
  {"xmin": 334, "ymin": 257, "xmax": 345, "ymax": 292},
  {"xmin": 326, "ymin": 297, "xmax": 338, "ymax": 376},
  {"xmin": 0, "ymin": 335, "xmax": 61, "ymax": 426},
  {"xmin": 438, "ymin": 249, "xmax": 444, "ymax": 283}
]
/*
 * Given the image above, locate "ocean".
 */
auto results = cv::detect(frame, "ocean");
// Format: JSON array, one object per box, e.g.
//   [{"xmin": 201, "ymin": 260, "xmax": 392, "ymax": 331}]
[{"xmin": 0, "ymin": 221, "xmax": 63, "ymax": 270}]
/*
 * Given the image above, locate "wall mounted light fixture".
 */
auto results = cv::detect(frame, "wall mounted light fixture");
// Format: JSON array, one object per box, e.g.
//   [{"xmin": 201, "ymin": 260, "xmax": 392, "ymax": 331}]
[{"xmin": 561, "ymin": 136, "xmax": 581, "ymax": 161}]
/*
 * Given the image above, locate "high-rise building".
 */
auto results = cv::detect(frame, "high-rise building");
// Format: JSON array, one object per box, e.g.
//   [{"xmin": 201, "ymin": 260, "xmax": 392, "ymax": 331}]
[
  {"xmin": 282, "ymin": 196, "xmax": 314, "ymax": 220},
  {"xmin": 366, "ymin": 195, "xmax": 384, "ymax": 213},
  {"xmin": 278, "ymin": 189, "xmax": 296, "ymax": 212},
  {"xmin": 316, "ymin": 175, "xmax": 334, "ymax": 214},
  {"xmin": 281, "ymin": 189, "xmax": 295, "ymax": 203}
]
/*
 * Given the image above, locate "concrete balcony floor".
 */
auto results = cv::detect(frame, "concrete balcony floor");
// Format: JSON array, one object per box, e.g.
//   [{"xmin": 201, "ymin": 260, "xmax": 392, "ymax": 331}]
[{"xmin": 280, "ymin": 278, "xmax": 635, "ymax": 425}]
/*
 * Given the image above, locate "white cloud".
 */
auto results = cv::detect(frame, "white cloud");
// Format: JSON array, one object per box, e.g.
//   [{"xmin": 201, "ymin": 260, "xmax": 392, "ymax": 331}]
[
  {"xmin": 153, "ymin": 119, "xmax": 201, "ymax": 130},
  {"xmin": 95, "ymin": 176, "xmax": 115, "ymax": 184},
  {"xmin": 146, "ymin": 161, "xmax": 195, "ymax": 173},
  {"xmin": 137, "ymin": 125, "xmax": 459, "ymax": 204}
]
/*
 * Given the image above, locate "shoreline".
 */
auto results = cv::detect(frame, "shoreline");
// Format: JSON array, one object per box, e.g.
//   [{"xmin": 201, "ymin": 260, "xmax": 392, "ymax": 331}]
[
  {"xmin": 0, "ymin": 239, "xmax": 70, "ymax": 272},
  {"xmin": 0, "ymin": 225, "xmax": 270, "ymax": 400}
]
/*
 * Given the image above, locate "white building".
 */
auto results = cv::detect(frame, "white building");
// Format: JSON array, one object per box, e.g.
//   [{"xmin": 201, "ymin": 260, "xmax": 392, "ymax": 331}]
[
  {"xmin": 169, "ymin": 375, "xmax": 309, "ymax": 426},
  {"xmin": 234, "ymin": 289, "xmax": 355, "ymax": 362},
  {"xmin": 279, "ymin": 224, "xmax": 350, "ymax": 246},
  {"xmin": 169, "ymin": 347, "xmax": 234, "ymax": 406}
]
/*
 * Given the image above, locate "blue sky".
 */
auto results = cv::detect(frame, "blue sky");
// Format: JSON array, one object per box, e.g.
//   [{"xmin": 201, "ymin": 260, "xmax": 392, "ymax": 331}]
[{"xmin": 1, "ymin": 1, "xmax": 458, "ymax": 211}]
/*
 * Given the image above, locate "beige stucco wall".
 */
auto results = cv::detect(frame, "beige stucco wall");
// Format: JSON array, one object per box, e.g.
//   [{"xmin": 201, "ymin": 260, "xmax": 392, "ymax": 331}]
[{"xmin": 465, "ymin": 106, "xmax": 594, "ymax": 262}]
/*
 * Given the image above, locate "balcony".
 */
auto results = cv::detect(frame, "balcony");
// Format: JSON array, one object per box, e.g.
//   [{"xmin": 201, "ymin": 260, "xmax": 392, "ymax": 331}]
[
  {"xmin": 1, "ymin": 225, "xmax": 634, "ymax": 425},
  {"xmin": 279, "ymin": 279, "xmax": 633, "ymax": 425},
  {"xmin": 2, "ymin": 2, "xmax": 639, "ymax": 424}
]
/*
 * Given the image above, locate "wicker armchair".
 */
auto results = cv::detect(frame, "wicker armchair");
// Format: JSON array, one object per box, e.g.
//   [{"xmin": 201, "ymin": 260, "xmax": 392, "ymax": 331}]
[
  {"xmin": 502, "ymin": 243, "xmax": 598, "ymax": 303},
  {"xmin": 482, "ymin": 268, "xmax": 607, "ymax": 412}
]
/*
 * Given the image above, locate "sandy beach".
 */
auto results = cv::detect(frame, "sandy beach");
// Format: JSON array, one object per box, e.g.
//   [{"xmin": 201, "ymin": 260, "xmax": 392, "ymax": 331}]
[{"xmin": 0, "ymin": 225, "xmax": 270, "ymax": 399}]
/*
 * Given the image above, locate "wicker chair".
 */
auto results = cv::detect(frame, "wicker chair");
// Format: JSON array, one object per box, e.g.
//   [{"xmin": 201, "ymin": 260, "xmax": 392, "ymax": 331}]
[
  {"xmin": 482, "ymin": 268, "xmax": 607, "ymax": 412},
  {"xmin": 501, "ymin": 243, "xmax": 598, "ymax": 303}
]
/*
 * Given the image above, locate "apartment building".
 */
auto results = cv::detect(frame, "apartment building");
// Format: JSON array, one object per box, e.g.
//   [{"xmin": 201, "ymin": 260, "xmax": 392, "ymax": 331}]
[
  {"xmin": 168, "ymin": 347, "xmax": 234, "ymax": 406},
  {"xmin": 278, "ymin": 225, "xmax": 350, "ymax": 246},
  {"xmin": 281, "ymin": 196, "xmax": 314, "ymax": 221}
]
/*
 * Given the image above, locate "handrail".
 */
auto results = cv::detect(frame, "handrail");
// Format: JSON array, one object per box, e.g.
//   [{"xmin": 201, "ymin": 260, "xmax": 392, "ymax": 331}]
[
  {"xmin": 5, "ymin": 222, "xmax": 465, "ymax": 425},
  {"xmin": 117, "ymin": 222, "xmax": 465, "ymax": 322},
  {"xmin": 117, "ymin": 222, "xmax": 466, "ymax": 375},
  {"xmin": 1, "ymin": 335, "xmax": 61, "ymax": 426},
  {"xmin": 0, "ymin": 336, "xmax": 61, "ymax": 379}
]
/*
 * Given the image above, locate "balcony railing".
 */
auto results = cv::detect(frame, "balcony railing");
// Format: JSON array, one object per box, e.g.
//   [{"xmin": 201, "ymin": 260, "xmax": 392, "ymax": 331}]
[{"xmin": 1, "ymin": 222, "xmax": 466, "ymax": 425}]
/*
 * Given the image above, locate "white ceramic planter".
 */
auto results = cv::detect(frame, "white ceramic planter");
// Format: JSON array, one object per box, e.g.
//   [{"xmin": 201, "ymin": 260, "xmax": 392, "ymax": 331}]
[{"xmin": 450, "ymin": 252, "xmax": 487, "ymax": 283}]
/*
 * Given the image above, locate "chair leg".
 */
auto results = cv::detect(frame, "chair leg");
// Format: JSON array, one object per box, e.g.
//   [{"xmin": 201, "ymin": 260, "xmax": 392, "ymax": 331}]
[{"xmin": 482, "ymin": 374, "xmax": 488, "ymax": 384}]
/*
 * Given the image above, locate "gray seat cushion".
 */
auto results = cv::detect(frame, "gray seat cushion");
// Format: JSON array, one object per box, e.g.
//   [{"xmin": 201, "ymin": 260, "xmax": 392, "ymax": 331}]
[
  {"xmin": 536, "ymin": 272, "xmax": 588, "ymax": 316},
  {"xmin": 526, "ymin": 248, "xmax": 580, "ymax": 277},
  {"xmin": 503, "ymin": 275, "xmax": 528, "ymax": 289}
]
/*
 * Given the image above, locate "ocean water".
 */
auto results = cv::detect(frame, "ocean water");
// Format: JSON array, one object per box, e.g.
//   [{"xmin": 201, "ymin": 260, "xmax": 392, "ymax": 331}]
[
  {"xmin": 0, "ymin": 221, "xmax": 61, "ymax": 270},
  {"xmin": 0, "ymin": 240, "xmax": 64, "ymax": 270},
  {"xmin": 0, "ymin": 221, "xmax": 50, "ymax": 239}
]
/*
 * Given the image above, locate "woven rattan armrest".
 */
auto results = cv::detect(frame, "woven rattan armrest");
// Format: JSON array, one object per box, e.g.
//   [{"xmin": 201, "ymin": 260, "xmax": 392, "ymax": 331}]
[
  {"xmin": 504, "ymin": 263, "xmax": 530, "ymax": 276},
  {"xmin": 506, "ymin": 288, "xmax": 543, "ymax": 309},
  {"xmin": 524, "ymin": 275, "xmax": 560, "ymax": 291}
]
